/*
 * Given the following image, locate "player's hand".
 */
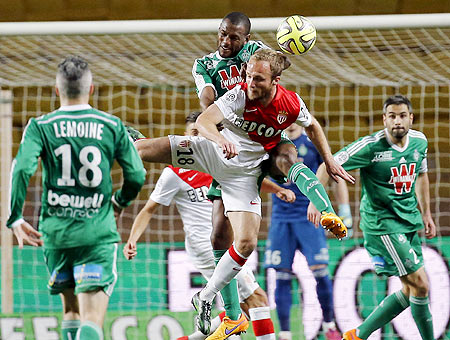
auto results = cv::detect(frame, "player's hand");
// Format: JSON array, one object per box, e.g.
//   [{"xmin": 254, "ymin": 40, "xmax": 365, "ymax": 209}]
[
  {"xmin": 275, "ymin": 188, "xmax": 296, "ymax": 203},
  {"xmin": 12, "ymin": 222, "xmax": 43, "ymax": 248},
  {"xmin": 218, "ymin": 139, "xmax": 238, "ymax": 159},
  {"xmin": 423, "ymin": 214, "xmax": 437, "ymax": 239},
  {"xmin": 123, "ymin": 241, "xmax": 137, "ymax": 260},
  {"xmin": 307, "ymin": 202, "xmax": 321, "ymax": 228},
  {"xmin": 324, "ymin": 158, "xmax": 355, "ymax": 184}
]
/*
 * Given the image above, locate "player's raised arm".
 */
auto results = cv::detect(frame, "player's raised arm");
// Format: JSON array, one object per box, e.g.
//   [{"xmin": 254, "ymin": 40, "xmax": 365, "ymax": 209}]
[
  {"xmin": 415, "ymin": 172, "xmax": 436, "ymax": 239},
  {"xmin": 196, "ymin": 104, "xmax": 238, "ymax": 159},
  {"xmin": 303, "ymin": 117, "xmax": 355, "ymax": 184}
]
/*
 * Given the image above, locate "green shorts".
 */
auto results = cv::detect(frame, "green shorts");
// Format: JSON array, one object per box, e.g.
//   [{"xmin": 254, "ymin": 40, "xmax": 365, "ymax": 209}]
[
  {"xmin": 206, "ymin": 134, "xmax": 294, "ymax": 200},
  {"xmin": 43, "ymin": 243, "xmax": 118, "ymax": 296},
  {"xmin": 363, "ymin": 231, "xmax": 423, "ymax": 277}
]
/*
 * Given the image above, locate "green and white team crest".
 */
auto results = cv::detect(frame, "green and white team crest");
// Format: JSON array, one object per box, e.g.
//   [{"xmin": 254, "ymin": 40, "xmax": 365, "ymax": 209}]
[{"xmin": 389, "ymin": 162, "xmax": 417, "ymax": 194}]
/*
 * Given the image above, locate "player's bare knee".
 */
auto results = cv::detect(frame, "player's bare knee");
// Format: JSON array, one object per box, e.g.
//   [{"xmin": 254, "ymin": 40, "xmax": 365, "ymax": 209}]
[
  {"xmin": 410, "ymin": 279, "xmax": 429, "ymax": 297},
  {"xmin": 275, "ymin": 153, "xmax": 296, "ymax": 175},
  {"xmin": 61, "ymin": 289, "xmax": 79, "ymax": 316},
  {"xmin": 235, "ymin": 237, "xmax": 257, "ymax": 257},
  {"xmin": 403, "ymin": 270, "xmax": 430, "ymax": 297}
]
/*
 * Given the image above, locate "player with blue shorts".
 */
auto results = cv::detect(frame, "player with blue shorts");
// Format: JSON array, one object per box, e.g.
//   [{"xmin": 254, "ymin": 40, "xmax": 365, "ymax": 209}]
[{"xmin": 265, "ymin": 123, "xmax": 352, "ymax": 340}]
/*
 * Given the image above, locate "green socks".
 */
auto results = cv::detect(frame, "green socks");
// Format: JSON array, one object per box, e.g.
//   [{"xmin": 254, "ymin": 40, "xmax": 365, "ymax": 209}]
[
  {"xmin": 288, "ymin": 162, "xmax": 334, "ymax": 213},
  {"xmin": 213, "ymin": 249, "xmax": 241, "ymax": 321},
  {"xmin": 77, "ymin": 321, "xmax": 103, "ymax": 340},
  {"xmin": 358, "ymin": 290, "xmax": 409, "ymax": 339},
  {"xmin": 410, "ymin": 296, "xmax": 434, "ymax": 340},
  {"xmin": 61, "ymin": 320, "xmax": 80, "ymax": 340}
]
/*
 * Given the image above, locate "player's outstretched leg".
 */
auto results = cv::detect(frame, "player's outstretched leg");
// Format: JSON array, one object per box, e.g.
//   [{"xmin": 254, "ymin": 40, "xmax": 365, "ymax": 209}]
[
  {"xmin": 135, "ymin": 137, "xmax": 173, "ymax": 164},
  {"xmin": 269, "ymin": 144, "xmax": 348, "ymax": 239},
  {"xmin": 287, "ymin": 162, "xmax": 334, "ymax": 214}
]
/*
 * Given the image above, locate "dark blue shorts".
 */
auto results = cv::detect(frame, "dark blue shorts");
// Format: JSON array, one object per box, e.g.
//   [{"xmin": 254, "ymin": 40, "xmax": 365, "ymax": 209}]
[{"xmin": 264, "ymin": 218, "xmax": 329, "ymax": 269}]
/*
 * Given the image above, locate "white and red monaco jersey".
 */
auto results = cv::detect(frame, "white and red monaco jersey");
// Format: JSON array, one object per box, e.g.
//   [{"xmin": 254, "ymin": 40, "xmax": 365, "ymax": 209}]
[
  {"xmin": 150, "ymin": 166, "xmax": 213, "ymax": 235},
  {"xmin": 214, "ymin": 82, "xmax": 312, "ymax": 169}
]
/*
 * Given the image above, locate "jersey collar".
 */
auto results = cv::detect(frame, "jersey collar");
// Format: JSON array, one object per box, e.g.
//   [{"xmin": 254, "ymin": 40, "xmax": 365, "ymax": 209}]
[
  {"xmin": 384, "ymin": 128, "xmax": 410, "ymax": 152},
  {"xmin": 58, "ymin": 104, "xmax": 92, "ymax": 111},
  {"xmin": 214, "ymin": 50, "xmax": 226, "ymax": 60}
]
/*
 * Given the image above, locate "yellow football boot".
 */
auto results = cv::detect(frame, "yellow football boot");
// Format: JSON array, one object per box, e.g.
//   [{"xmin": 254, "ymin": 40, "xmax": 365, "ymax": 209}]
[
  {"xmin": 342, "ymin": 329, "xmax": 363, "ymax": 340},
  {"xmin": 205, "ymin": 314, "xmax": 249, "ymax": 340},
  {"xmin": 320, "ymin": 212, "xmax": 348, "ymax": 240}
]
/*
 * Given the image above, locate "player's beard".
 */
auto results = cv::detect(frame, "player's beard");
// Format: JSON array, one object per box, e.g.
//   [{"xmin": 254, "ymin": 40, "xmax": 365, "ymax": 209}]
[{"xmin": 391, "ymin": 126, "xmax": 408, "ymax": 139}]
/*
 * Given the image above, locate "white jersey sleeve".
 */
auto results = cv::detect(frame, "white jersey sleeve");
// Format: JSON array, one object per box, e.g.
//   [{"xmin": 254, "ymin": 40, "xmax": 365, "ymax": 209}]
[
  {"xmin": 419, "ymin": 148, "xmax": 428, "ymax": 173},
  {"xmin": 150, "ymin": 167, "xmax": 181, "ymax": 206},
  {"xmin": 295, "ymin": 94, "xmax": 312, "ymax": 127},
  {"xmin": 214, "ymin": 85, "xmax": 246, "ymax": 121}
]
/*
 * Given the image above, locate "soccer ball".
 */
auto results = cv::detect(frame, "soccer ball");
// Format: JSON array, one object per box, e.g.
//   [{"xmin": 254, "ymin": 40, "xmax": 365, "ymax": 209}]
[{"xmin": 276, "ymin": 15, "xmax": 317, "ymax": 55}]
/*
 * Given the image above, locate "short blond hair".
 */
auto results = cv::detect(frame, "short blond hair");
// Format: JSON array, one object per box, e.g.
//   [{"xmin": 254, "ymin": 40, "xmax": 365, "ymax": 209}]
[{"xmin": 249, "ymin": 49, "xmax": 291, "ymax": 78}]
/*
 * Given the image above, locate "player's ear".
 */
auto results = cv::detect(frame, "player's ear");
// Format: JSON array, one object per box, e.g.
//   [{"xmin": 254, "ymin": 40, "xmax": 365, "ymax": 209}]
[
  {"xmin": 89, "ymin": 84, "xmax": 94, "ymax": 95},
  {"xmin": 55, "ymin": 86, "xmax": 60, "ymax": 97},
  {"xmin": 410, "ymin": 113, "xmax": 414, "ymax": 124},
  {"xmin": 382, "ymin": 113, "xmax": 387, "ymax": 126},
  {"xmin": 245, "ymin": 34, "xmax": 250, "ymax": 43},
  {"xmin": 272, "ymin": 75, "xmax": 281, "ymax": 85}
]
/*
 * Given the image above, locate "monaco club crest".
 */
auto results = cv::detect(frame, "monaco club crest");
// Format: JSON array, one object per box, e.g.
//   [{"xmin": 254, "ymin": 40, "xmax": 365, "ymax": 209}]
[
  {"xmin": 277, "ymin": 111, "xmax": 288, "ymax": 124},
  {"xmin": 178, "ymin": 140, "xmax": 191, "ymax": 148}
]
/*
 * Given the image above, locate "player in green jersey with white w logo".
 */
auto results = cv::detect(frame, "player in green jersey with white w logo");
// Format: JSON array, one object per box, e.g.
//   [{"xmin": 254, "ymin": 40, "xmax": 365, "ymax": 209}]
[
  {"xmin": 309, "ymin": 95, "xmax": 437, "ymax": 340},
  {"xmin": 7, "ymin": 56, "xmax": 146, "ymax": 340}
]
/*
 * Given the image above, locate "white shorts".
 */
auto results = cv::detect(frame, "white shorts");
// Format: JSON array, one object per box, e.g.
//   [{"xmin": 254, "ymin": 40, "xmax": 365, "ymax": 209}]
[
  {"xmin": 169, "ymin": 135, "xmax": 262, "ymax": 216},
  {"xmin": 184, "ymin": 233, "xmax": 258, "ymax": 302}
]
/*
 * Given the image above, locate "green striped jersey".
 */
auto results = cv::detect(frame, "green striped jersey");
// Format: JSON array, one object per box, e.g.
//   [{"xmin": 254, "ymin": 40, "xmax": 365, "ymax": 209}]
[
  {"xmin": 192, "ymin": 40, "xmax": 267, "ymax": 99},
  {"xmin": 7, "ymin": 104, "xmax": 146, "ymax": 249},
  {"xmin": 334, "ymin": 129, "xmax": 428, "ymax": 234}
]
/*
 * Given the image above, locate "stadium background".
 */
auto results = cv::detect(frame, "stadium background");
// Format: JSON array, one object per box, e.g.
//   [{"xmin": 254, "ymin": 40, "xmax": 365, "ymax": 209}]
[{"xmin": 1, "ymin": 2, "xmax": 449, "ymax": 340}]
